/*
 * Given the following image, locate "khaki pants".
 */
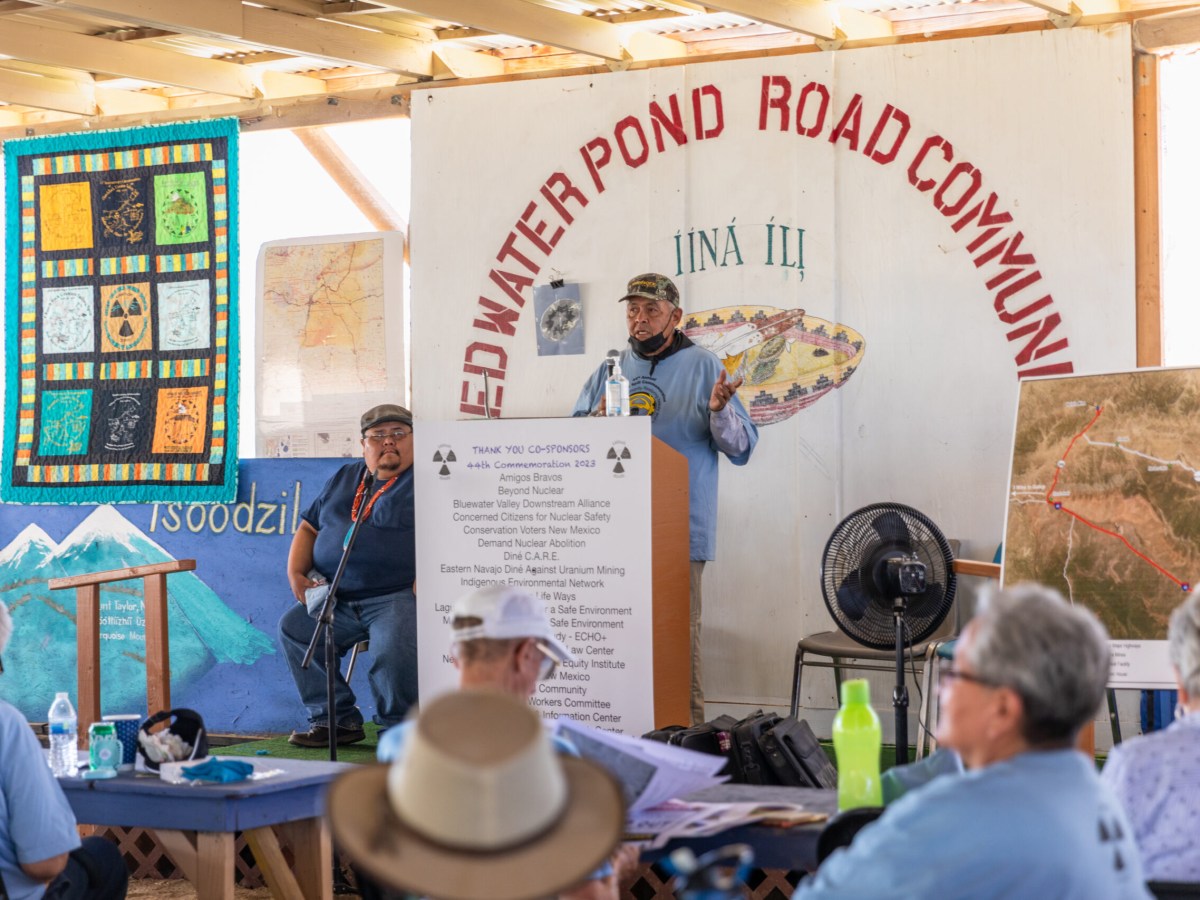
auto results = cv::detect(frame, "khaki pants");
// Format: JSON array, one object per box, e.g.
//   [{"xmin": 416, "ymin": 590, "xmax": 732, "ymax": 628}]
[{"xmin": 690, "ymin": 560, "xmax": 706, "ymax": 726}]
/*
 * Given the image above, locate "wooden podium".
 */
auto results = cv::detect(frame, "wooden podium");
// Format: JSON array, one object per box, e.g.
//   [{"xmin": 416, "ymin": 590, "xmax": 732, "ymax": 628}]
[{"xmin": 650, "ymin": 437, "xmax": 690, "ymax": 729}]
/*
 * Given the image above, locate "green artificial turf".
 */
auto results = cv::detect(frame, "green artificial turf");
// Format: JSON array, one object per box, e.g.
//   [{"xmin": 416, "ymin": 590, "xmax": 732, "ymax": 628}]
[{"xmin": 217, "ymin": 723, "xmax": 384, "ymax": 765}]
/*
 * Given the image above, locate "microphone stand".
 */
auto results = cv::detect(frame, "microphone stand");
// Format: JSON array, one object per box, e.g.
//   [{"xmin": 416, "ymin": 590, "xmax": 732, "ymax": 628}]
[{"xmin": 301, "ymin": 469, "xmax": 374, "ymax": 762}]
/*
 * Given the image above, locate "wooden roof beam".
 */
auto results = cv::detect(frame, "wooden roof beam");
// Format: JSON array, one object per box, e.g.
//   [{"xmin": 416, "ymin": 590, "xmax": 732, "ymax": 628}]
[
  {"xmin": 23, "ymin": 0, "xmax": 437, "ymax": 76},
  {"xmin": 295, "ymin": 126, "xmax": 408, "ymax": 232},
  {"xmin": 1134, "ymin": 8, "xmax": 1200, "ymax": 52},
  {"xmin": 698, "ymin": 0, "xmax": 839, "ymax": 40},
  {"xmin": 0, "ymin": 66, "xmax": 170, "ymax": 116},
  {"xmin": 431, "ymin": 44, "xmax": 505, "ymax": 79},
  {"xmin": 367, "ymin": 0, "xmax": 686, "ymax": 61},
  {"xmin": 23, "ymin": 0, "xmax": 245, "ymax": 35},
  {"xmin": 0, "ymin": 67, "xmax": 98, "ymax": 115},
  {"xmin": 0, "ymin": 20, "xmax": 266, "ymax": 97}
]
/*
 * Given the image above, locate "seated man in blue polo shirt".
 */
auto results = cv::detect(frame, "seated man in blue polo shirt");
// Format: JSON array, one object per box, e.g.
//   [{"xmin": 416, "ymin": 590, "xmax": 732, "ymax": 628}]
[
  {"xmin": 0, "ymin": 602, "xmax": 128, "ymax": 900},
  {"xmin": 796, "ymin": 584, "xmax": 1150, "ymax": 900},
  {"xmin": 279, "ymin": 403, "xmax": 419, "ymax": 747}
]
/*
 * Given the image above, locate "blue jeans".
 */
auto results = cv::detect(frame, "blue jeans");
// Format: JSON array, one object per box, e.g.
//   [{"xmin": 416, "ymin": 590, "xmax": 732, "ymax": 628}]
[
  {"xmin": 44, "ymin": 837, "xmax": 129, "ymax": 899},
  {"xmin": 278, "ymin": 588, "xmax": 418, "ymax": 729}
]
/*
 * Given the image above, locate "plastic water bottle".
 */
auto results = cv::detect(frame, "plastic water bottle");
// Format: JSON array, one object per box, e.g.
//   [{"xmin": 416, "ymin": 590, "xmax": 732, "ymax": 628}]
[
  {"xmin": 605, "ymin": 355, "xmax": 630, "ymax": 417},
  {"xmin": 832, "ymin": 679, "xmax": 882, "ymax": 810},
  {"xmin": 47, "ymin": 692, "xmax": 78, "ymax": 777}
]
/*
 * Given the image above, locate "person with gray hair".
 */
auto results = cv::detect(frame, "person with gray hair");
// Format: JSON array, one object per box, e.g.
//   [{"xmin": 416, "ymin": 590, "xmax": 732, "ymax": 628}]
[
  {"xmin": 1101, "ymin": 591, "xmax": 1200, "ymax": 882},
  {"xmin": 0, "ymin": 601, "xmax": 128, "ymax": 899},
  {"xmin": 794, "ymin": 583, "xmax": 1151, "ymax": 899}
]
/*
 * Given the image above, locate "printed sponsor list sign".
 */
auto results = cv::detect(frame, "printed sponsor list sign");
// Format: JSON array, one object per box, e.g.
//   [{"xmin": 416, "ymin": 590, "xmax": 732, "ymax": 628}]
[{"xmin": 415, "ymin": 417, "xmax": 654, "ymax": 735}]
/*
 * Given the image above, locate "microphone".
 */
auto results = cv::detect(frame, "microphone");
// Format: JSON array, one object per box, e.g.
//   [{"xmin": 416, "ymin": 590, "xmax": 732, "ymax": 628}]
[{"xmin": 362, "ymin": 468, "xmax": 376, "ymax": 491}]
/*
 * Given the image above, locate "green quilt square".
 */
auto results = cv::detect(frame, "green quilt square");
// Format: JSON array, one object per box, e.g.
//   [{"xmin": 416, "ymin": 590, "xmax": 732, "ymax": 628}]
[
  {"xmin": 38, "ymin": 389, "xmax": 93, "ymax": 456},
  {"xmin": 154, "ymin": 170, "xmax": 209, "ymax": 245}
]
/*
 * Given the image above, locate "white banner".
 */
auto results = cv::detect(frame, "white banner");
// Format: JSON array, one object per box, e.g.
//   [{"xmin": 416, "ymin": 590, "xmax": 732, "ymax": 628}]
[
  {"xmin": 415, "ymin": 417, "xmax": 655, "ymax": 735},
  {"xmin": 410, "ymin": 27, "xmax": 1135, "ymax": 711}
]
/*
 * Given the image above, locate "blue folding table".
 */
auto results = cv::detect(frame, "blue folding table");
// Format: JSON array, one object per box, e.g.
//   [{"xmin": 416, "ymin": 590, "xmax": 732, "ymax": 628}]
[{"xmin": 59, "ymin": 757, "xmax": 352, "ymax": 900}]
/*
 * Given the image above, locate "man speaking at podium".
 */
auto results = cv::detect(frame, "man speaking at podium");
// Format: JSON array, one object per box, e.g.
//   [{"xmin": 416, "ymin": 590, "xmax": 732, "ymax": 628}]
[
  {"xmin": 278, "ymin": 403, "xmax": 419, "ymax": 748},
  {"xmin": 573, "ymin": 273, "xmax": 758, "ymax": 724}
]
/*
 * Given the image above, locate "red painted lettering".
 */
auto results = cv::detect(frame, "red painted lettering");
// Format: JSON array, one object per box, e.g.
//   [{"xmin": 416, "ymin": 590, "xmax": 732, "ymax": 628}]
[
  {"xmin": 759, "ymin": 75, "xmax": 791, "ymax": 131},
  {"xmin": 692, "ymin": 85, "xmax": 724, "ymax": 140},
  {"xmin": 829, "ymin": 93, "xmax": 864, "ymax": 150},
  {"xmin": 933, "ymin": 162, "xmax": 981, "ymax": 217},
  {"xmin": 863, "ymin": 104, "xmax": 910, "ymax": 164},
  {"xmin": 541, "ymin": 172, "xmax": 588, "ymax": 225},
  {"xmin": 580, "ymin": 137, "xmax": 611, "ymax": 193},
  {"xmin": 907, "ymin": 136, "xmax": 951, "ymax": 192},
  {"xmin": 796, "ymin": 82, "xmax": 829, "ymax": 137},
  {"xmin": 615, "ymin": 115, "xmax": 650, "ymax": 167},
  {"xmin": 472, "ymin": 297, "xmax": 520, "ymax": 335},
  {"xmin": 649, "ymin": 95, "xmax": 688, "ymax": 150},
  {"xmin": 515, "ymin": 200, "xmax": 563, "ymax": 254}
]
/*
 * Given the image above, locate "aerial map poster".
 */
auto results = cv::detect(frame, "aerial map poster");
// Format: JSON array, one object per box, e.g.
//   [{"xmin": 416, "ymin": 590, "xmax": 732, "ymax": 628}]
[
  {"xmin": 1, "ymin": 118, "xmax": 239, "ymax": 504},
  {"xmin": 255, "ymin": 230, "xmax": 405, "ymax": 457},
  {"xmin": 1004, "ymin": 367, "xmax": 1200, "ymax": 687}
]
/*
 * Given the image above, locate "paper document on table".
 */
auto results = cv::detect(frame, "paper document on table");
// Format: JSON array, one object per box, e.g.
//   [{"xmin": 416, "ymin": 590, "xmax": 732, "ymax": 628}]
[
  {"xmin": 554, "ymin": 718, "xmax": 728, "ymax": 813},
  {"xmin": 639, "ymin": 801, "xmax": 829, "ymax": 849}
]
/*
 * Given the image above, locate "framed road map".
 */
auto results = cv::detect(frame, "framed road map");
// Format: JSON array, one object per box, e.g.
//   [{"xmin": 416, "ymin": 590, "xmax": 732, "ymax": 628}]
[
  {"xmin": 2, "ymin": 118, "xmax": 239, "ymax": 503},
  {"xmin": 255, "ymin": 231, "xmax": 406, "ymax": 457},
  {"xmin": 1003, "ymin": 366, "xmax": 1200, "ymax": 686}
]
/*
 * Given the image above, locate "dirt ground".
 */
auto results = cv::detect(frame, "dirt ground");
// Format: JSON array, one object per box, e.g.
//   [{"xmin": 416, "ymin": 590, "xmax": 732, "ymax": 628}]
[{"xmin": 126, "ymin": 879, "xmax": 272, "ymax": 899}]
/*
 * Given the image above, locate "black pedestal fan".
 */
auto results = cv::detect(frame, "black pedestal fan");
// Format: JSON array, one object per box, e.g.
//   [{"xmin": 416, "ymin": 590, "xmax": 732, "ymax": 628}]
[{"xmin": 820, "ymin": 503, "xmax": 957, "ymax": 766}]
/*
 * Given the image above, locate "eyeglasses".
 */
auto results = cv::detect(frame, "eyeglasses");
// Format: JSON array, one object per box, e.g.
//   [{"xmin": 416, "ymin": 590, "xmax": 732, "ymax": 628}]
[
  {"xmin": 363, "ymin": 428, "xmax": 410, "ymax": 445},
  {"xmin": 534, "ymin": 641, "xmax": 560, "ymax": 681},
  {"xmin": 938, "ymin": 668, "xmax": 1002, "ymax": 689}
]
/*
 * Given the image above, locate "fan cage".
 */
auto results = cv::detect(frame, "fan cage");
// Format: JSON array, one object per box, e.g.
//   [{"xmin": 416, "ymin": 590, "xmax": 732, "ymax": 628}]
[{"xmin": 820, "ymin": 502, "xmax": 957, "ymax": 650}]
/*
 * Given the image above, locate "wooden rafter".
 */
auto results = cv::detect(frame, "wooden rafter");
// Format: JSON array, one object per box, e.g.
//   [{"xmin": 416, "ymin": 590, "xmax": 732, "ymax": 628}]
[
  {"xmin": 364, "ymin": 0, "xmax": 686, "ymax": 60},
  {"xmin": 21, "ymin": 0, "xmax": 439, "ymax": 76},
  {"xmin": 294, "ymin": 127, "xmax": 408, "ymax": 234}
]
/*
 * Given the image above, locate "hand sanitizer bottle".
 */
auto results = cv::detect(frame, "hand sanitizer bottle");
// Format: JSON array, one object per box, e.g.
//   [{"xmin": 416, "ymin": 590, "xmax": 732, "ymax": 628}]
[{"xmin": 605, "ymin": 354, "xmax": 630, "ymax": 417}]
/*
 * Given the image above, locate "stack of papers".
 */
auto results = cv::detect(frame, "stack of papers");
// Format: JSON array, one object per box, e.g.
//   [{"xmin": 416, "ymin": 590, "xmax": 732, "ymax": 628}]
[
  {"xmin": 628, "ymin": 800, "xmax": 829, "ymax": 848},
  {"xmin": 554, "ymin": 718, "xmax": 729, "ymax": 813},
  {"xmin": 551, "ymin": 719, "xmax": 828, "ymax": 847}
]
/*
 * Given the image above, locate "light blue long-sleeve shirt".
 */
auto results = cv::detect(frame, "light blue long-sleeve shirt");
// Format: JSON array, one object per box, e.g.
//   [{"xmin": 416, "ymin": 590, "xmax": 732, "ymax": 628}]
[
  {"xmin": 572, "ymin": 337, "xmax": 758, "ymax": 561},
  {"xmin": 797, "ymin": 749, "xmax": 1151, "ymax": 900}
]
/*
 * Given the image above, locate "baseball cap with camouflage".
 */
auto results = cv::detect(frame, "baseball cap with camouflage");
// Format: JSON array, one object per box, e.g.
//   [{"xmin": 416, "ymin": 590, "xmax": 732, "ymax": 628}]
[{"xmin": 619, "ymin": 273, "xmax": 680, "ymax": 308}]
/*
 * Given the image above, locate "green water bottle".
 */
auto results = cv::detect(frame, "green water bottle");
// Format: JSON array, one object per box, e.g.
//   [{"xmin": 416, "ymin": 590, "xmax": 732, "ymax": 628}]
[{"xmin": 832, "ymin": 679, "xmax": 882, "ymax": 810}]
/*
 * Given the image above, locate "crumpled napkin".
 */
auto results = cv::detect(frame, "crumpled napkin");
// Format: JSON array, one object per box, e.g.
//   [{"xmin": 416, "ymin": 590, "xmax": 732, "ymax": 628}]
[
  {"xmin": 138, "ymin": 729, "xmax": 193, "ymax": 763},
  {"xmin": 180, "ymin": 758, "xmax": 254, "ymax": 783}
]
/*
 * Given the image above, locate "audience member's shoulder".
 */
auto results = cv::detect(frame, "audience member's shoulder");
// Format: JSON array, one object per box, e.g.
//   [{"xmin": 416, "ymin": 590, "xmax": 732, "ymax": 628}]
[{"xmin": 0, "ymin": 700, "xmax": 37, "ymax": 746}]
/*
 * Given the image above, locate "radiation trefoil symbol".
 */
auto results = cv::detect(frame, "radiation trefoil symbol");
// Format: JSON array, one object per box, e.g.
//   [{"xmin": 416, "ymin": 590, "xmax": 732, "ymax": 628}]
[
  {"xmin": 606, "ymin": 441, "xmax": 632, "ymax": 477},
  {"xmin": 433, "ymin": 444, "xmax": 456, "ymax": 479}
]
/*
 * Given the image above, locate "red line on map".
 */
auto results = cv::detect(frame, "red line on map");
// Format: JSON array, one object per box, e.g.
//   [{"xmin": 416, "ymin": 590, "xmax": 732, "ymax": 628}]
[
  {"xmin": 1045, "ymin": 405, "xmax": 1104, "ymax": 500},
  {"xmin": 1046, "ymin": 405, "xmax": 1190, "ymax": 591}
]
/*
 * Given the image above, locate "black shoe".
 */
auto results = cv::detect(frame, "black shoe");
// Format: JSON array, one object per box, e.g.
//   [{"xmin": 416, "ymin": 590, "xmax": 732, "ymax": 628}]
[{"xmin": 288, "ymin": 724, "xmax": 366, "ymax": 748}]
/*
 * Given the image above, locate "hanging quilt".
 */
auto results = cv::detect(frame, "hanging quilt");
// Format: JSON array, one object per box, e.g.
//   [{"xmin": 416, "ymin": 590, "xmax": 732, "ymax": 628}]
[{"xmin": 2, "ymin": 118, "xmax": 239, "ymax": 503}]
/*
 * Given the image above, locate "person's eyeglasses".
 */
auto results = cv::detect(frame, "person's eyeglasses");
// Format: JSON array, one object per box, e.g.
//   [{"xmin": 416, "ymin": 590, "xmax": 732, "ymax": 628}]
[
  {"xmin": 534, "ymin": 641, "xmax": 560, "ymax": 681},
  {"xmin": 938, "ymin": 668, "xmax": 1001, "ymax": 689},
  {"xmin": 363, "ymin": 428, "xmax": 410, "ymax": 445}
]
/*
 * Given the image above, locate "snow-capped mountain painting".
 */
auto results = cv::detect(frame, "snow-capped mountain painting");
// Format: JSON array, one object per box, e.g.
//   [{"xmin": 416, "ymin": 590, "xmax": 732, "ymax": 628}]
[
  {"xmin": 0, "ymin": 505, "xmax": 275, "ymax": 719},
  {"xmin": 0, "ymin": 458, "xmax": 347, "ymax": 733}
]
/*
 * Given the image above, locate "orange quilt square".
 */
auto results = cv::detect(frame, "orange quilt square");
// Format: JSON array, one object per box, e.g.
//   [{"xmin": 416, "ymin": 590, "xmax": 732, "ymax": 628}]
[
  {"xmin": 39, "ymin": 181, "xmax": 94, "ymax": 251},
  {"xmin": 100, "ymin": 283, "xmax": 153, "ymax": 353},
  {"xmin": 152, "ymin": 386, "xmax": 209, "ymax": 455}
]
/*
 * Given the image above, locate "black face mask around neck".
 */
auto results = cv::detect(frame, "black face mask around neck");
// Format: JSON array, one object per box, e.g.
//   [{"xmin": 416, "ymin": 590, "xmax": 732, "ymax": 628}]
[
  {"xmin": 629, "ymin": 317, "xmax": 678, "ymax": 357},
  {"xmin": 630, "ymin": 331, "xmax": 670, "ymax": 356}
]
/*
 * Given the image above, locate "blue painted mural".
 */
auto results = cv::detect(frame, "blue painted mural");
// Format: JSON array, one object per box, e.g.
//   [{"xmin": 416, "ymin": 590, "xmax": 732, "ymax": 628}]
[{"xmin": 0, "ymin": 458, "xmax": 363, "ymax": 734}]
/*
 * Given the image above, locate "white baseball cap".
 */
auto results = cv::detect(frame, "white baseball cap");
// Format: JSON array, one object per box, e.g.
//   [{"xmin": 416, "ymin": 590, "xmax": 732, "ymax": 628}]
[{"xmin": 451, "ymin": 584, "xmax": 574, "ymax": 666}]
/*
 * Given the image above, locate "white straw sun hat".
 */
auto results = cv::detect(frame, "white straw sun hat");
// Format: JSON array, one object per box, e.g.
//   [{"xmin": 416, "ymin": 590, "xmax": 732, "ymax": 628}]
[{"xmin": 328, "ymin": 690, "xmax": 624, "ymax": 900}]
